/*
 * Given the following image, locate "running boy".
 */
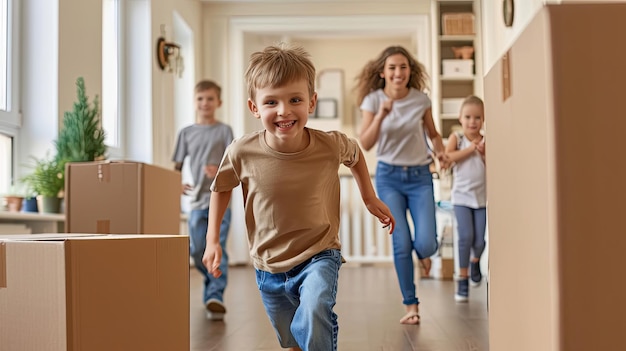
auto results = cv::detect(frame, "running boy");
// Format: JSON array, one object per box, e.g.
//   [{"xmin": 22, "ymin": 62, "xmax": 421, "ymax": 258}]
[
  {"xmin": 172, "ymin": 80, "xmax": 234, "ymax": 319},
  {"xmin": 444, "ymin": 95, "xmax": 487, "ymax": 302},
  {"xmin": 202, "ymin": 43, "xmax": 395, "ymax": 351}
]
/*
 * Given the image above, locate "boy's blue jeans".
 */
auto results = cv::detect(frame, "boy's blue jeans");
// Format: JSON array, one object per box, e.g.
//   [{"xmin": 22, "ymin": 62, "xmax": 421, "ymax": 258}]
[
  {"xmin": 255, "ymin": 249, "xmax": 342, "ymax": 351},
  {"xmin": 188, "ymin": 207, "xmax": 231, "ymax": 304},
  {"xmin": 375, "ymin": 161, "xmax": 438, "ymax": 306}
]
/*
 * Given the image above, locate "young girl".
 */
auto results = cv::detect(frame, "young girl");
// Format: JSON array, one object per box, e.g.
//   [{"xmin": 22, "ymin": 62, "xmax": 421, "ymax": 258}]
[
  {"xmin": 355, "ymin": 46, "xmax": 450, "ymax": 324},
  {"xmin": 445, "ymin": 95, "xmax": 487, "ymax": 302}
]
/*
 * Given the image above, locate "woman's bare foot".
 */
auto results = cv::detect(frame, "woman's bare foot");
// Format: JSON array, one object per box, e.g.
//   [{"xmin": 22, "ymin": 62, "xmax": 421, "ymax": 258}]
[
  {"xmin": 419, "ymin": 257, "xmax": 432, "ymax": 278},
  {"xmin": 399, "ymin": 304, "xmax": 421, "ymax": 325}
]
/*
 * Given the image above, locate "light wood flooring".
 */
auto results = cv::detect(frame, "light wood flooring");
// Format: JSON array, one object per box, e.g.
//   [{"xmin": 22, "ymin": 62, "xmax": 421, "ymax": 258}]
[{"xmin": 190, "ymin": 264, "xmax": 489, "ymax": 351}]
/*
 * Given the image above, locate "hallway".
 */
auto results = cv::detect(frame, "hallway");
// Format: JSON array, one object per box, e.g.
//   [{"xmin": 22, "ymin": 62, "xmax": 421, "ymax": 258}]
[{"xmin": 190, "ymin": 264, "xmax": 489, "ymax": 350}]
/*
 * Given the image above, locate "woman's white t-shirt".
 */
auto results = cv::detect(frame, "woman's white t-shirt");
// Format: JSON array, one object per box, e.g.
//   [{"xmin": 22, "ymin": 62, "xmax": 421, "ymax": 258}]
[{"xmin": 360, "ymin": 88, "xmax": 432, "ymax": 166}]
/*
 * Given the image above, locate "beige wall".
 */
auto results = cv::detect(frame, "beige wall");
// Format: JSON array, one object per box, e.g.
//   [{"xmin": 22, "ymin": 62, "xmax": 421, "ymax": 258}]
[{"xmin": 150, "ymin": 1, "xmax": 205, "ymax": 167}]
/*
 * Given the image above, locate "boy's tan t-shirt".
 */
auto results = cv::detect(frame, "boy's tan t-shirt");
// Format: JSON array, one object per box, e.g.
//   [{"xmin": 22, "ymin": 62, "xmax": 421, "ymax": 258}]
[{"xmin": 211, "ymin": 128, "xmax": 360, "ymax": 273}]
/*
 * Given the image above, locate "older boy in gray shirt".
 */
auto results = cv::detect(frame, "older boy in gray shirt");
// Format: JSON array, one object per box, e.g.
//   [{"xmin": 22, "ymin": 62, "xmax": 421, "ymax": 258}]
[{"xmin": 172, "ymin": 80, "xmax": 234, "ymax": 320}]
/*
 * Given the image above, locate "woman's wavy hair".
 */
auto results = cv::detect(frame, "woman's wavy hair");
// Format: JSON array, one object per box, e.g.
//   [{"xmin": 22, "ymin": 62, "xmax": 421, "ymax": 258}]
[{"xmin": 354, "ymin": 46, "xmax": 428, "ymax": 105}]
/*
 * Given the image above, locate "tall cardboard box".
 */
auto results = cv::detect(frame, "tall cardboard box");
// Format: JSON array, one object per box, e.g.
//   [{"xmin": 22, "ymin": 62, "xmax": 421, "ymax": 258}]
[
  {"xmin": 0, "ymin": 234, "xmax": 189, "ymax": 351},
  {"xmin": 485, "ymin": 4, "xmax": 626, "ymax": 351},
  {"xmin": 65, "ymin": 161, "xmax": 181, "ymax": 234}
]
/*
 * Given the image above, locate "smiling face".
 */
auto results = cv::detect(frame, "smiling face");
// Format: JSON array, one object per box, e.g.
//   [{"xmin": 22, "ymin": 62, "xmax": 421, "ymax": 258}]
[
  {"xmin": 459, "ymin": 102, "xmax": 484, "ymax": 137},
  {"xmin": 381, "ymin": 53, "xmax": 410, "ymax": 91},
  {"xmin": 195, "ymin": 88, "xmax": 221, "ymax": 123},
  {"xmin": 247, "ymin": 79, "xmax": 317, "ymax": 152}
]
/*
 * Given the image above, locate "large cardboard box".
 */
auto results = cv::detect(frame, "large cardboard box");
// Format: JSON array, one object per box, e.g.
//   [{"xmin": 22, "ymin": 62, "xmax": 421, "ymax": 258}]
[
  {"xmin": 0, "ymin": 234, "xmax": 189, "ymax": 351},
  {"xmin": 65, "ymin": 161, "xmax": 181, "ymax": 234}
]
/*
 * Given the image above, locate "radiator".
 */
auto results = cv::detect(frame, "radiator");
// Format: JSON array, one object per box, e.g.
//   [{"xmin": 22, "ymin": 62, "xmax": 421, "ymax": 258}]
[
  {"xmin": 339, "ymin": 176, "xmax": 393, "ymax": 263},
  {"xmin": 339, "ymin": 176, "xmax": 456, "ymax": 265}
]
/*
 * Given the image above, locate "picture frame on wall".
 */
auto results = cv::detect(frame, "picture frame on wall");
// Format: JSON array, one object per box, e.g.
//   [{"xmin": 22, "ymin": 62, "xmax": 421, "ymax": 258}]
[{"xmin": 314, "ymin": 98, "xmax": 338, "ymax": 119}]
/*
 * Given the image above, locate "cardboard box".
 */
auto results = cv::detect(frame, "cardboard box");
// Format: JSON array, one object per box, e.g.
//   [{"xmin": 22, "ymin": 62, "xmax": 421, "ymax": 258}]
[
  {"xmin": 0, "ymin": 234, "xmax": 189, "ymax": 351},
  {"xmin": 440, "ymin": 258, "xmax": 455, "ymax": 280},
  {"xmin": 65, "ymin": 161, "xmax": 181, "ymax": 234},
  {"xmin": 442, "ymin": 59, "xmax": 474, "ymax": 77}
]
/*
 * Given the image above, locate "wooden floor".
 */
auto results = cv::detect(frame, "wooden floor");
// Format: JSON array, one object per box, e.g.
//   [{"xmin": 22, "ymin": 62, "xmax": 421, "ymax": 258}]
[{"xmin": 190, "ymin": 264, "xmax": 489, "ymax": 351}]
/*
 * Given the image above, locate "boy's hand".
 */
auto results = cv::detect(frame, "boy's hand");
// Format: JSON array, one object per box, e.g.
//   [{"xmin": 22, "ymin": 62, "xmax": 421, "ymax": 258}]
[
  {"xmin": 181, "ymin": 183, "xmax": 193, "ymax": 195},
  {"xmin": 204, "ymin": 164, "xmax": 219, "ymax": 178},
  {"xmin": 202, "ymin": 243, "xmax": 223, "ymax": 278},
  {"xmin": 365, "ymin": 198, "xmax": 396, "ymax": 234}
]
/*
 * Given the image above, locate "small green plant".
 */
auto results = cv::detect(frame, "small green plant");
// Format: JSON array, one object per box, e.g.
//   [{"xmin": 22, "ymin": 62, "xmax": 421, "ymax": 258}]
[
  {"xmin": 55, "ymin": 77, "xmax": 107, "ymax": 163},
  {"xmin": 21, "ymin": 154, "xmax": 65, "ymax": 198}
]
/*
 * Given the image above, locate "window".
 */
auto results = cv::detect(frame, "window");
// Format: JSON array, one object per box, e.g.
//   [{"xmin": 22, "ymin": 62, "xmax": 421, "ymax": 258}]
[
  {"xmin": 0, "ymin": 0, "xmax": 7, "ymax": 111},
  {"xmin": 0, "ymin": 0, "xmax": 18, "ymax": 193},
  {"xmin": 102, "ymin": 0, "xmax": 121, "ymax": 152},
  {"xmin": 0, "ymin": 133, "xmax": 11, "ymax": 194}
]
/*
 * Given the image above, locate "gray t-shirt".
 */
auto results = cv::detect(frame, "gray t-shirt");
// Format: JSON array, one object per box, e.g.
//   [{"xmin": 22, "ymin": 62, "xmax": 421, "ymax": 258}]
[
  {"xmin": 172, "ymin": 122, "xmax": 234, "ymax": 210},
  {"xmin": 360, "ymin": 88, "xmax": 432, "ymax": 166}
]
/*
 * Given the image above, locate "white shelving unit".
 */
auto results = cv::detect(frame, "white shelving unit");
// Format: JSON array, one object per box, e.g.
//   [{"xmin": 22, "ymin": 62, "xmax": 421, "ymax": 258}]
[{"xmin": 431, "ymin": 0, "xmax": 483, "ymax": 143}]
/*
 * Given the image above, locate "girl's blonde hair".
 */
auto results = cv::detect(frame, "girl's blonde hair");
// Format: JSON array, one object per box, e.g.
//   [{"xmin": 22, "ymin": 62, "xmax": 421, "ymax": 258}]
[
  {"xmin": 244, "ymin": 43, "xmax": 316, "ymax": 101},
  {"xmin": 354, "ymin": 46, "xmax": 428, "ymax": 105},
  {"xmin": 461, "ymin": 95, "xmax": 484, "ymax": 115}
]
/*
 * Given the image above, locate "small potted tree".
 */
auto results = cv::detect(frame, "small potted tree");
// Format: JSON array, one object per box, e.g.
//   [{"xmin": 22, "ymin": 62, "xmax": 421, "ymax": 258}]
[{"xmin": 55, "ymin": 77, "xmax": 107, "ymax": 164}]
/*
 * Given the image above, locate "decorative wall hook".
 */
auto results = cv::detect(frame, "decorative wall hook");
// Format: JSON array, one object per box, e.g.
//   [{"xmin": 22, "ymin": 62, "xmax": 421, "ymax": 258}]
[{"xmin": 156, "ymin": 37, "xmax": 184, "ymax": 77}]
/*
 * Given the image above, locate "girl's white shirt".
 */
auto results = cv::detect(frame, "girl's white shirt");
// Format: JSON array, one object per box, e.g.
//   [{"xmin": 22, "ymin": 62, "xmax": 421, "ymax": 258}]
[{"xmin": 451, "ymin": 133, "xmax": 487, "ymax": 208}]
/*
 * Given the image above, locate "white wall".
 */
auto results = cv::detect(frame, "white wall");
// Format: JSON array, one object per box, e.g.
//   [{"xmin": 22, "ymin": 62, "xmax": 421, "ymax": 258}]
[
  {"xmin": 18, "ymin": 0, "xmax": 205, "ymax": 179},
  {"xmin": 20, "ymin": 0, "xmax": 59, "ymax": 171},
  {"xmin": 482, "ymin": 0, "xmax": 545, "ymax": 73},
  {"xmin": 482, "ymin": 0, "xmax": 626, "ymax": 73}
]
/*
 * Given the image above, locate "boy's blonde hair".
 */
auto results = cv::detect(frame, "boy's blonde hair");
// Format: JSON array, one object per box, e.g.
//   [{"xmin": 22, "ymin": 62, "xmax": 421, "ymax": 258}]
[
  {"xmin": 194, "ymin": 80, "xmax": 222, "ymax": 99},
  {"xmin": 244, "ymin": 43, "xmax": 316, "ymax": 101}
]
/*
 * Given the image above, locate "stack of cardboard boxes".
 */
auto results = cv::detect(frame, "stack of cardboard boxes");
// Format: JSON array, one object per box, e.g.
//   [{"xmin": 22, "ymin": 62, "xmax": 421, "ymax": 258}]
[{"xmin": 1, "ymin": 161, "xmax": 189, "ymax": 350}]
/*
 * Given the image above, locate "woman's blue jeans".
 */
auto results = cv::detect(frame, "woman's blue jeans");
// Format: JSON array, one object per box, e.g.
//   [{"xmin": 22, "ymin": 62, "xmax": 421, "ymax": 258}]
[
  {"xmin": 376, "ymin": 161, "xmax": 438, "ymax": 306},
  {"xmin": 188, "ymin": 207, "xmax": 231, "ymax": 304},
  {"xmin": 255, "ymin": 249, "xmax": 342, "ymax": 351}
]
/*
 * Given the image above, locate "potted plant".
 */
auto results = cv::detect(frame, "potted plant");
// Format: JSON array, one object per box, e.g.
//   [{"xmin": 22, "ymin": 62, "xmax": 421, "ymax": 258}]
[
  {"xmin": 55, "ymin": 77, "xmax": 107, "ymax": 164},
  {"xmin": 21, "ymin": 154, "xmax": 65, "ymax": 213},
  {"xmin": 2, "ymin": 185, "xmax": 25, "ymax": 212},
  {"xmin": 1, "ymin": 181, "xmax": 36, "ymax": 212}
]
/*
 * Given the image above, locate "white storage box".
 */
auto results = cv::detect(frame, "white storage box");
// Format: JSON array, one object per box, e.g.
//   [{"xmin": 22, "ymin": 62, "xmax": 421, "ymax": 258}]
[
  {"xmin": 442, "ymin": 98, "xmax": 465, "ymax": 114},
  {"xmin": 442, "ymin": 59, "xmax": 474, "ymax": 77}
]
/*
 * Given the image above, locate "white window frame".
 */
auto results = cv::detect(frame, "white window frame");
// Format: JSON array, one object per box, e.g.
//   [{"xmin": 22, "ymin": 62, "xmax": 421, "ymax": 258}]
[
  {"xmin": 0, "ymin": 0, "xmax": 20, "ymax": 128},
  {"xmin": 102, "ymin": 0, "xmax": 123, "ymax": 159},
  {"xmin": 0, "ymin": 0, "xmax": 20, "ymax": 193}
]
